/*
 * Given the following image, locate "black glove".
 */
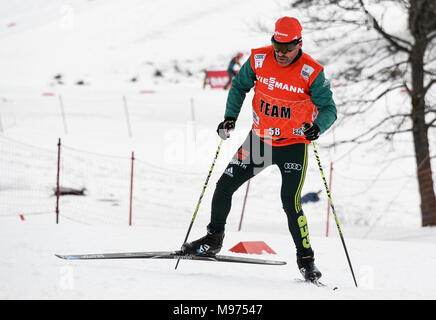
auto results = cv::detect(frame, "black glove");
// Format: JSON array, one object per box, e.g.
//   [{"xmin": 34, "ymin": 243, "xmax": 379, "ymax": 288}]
[
  {"xmin": 217, "ymin": 118, "xmax": 236, "ymax": 140},
  {"xmin": 303, "ymin": 122, "xmax": 320, "ymax": 141}
]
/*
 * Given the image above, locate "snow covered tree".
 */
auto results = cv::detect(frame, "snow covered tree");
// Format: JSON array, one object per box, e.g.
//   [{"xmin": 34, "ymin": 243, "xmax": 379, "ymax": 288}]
[{"xmin": 286, "ymin": 0, "xmax": 436, "ymax": 225}]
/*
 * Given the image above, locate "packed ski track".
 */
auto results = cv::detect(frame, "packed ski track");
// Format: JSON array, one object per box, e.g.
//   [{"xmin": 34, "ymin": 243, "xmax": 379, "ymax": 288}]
[{"xmin": 1, "ymin": 0, "xmax": 436, "ymax": 300}]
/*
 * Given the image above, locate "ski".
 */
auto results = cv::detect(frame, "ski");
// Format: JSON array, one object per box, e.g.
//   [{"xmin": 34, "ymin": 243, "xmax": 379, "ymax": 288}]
[
  {"xmin": 308, "ymin": 279, "xmax": 327, "ymax": 288},
  {"xmin": 294, "ymin": 278, "xmax": 338, "ymax": 291},
  {"xmin": 55, "ymin": 250, "xmax": 287, "ymax": 266}
]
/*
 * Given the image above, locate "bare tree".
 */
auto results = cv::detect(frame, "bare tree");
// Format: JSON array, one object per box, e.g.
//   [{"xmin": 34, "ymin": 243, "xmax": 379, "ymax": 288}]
[{"xmin": 286, "ymin": 0, "xmax": 436, "ymax": 226}]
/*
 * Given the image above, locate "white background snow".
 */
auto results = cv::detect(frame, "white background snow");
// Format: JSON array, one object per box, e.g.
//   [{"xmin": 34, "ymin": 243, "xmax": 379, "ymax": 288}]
[{"xmin": 0, "ymin": 0, "xmax": 435, "ymax": 300}]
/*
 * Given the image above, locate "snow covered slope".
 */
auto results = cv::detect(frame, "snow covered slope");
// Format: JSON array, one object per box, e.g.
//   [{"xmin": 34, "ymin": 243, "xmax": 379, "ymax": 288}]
[
  {"xmin": 0, "ymin": 0, "xmax": 275, "ymax": 89},
  {"xmin": 1, "ymin": 215, "xmax": 436, "ymax": 300}
]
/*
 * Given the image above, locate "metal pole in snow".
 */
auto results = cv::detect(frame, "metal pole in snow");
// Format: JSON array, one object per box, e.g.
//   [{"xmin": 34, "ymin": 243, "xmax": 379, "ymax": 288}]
[
  {"xmin": 0, "ymin": 112, "xmax": 3, "ymax": 133},
  {"xmin": 129, "ymin": 151, "xmax": 135, "ymax": 226},
  {"xmin": 58, "ymin": 95, "xmax": 68, "ymax": 135},
  {"xmin": 326, "ymin": 162, "xmax": 333, "ymax": 237},
  {"xmin": 123, "ymin": 95, "xmax": 133, "ymax": 138},
  {"xmin": 190, "ymin": 97, "xmax": 196, "ymax": 143},
  {"xmin": 238, "ymin": 179, "xmax": 251, "ymax": 231},
  {"xmin": 326, "ymin": 126, "xmax": 336, "ymax": 237},
  {"xmin": 0, "ymin": 98, "xmax": 4, "ymax": 133},
  {"xmin": 56, "ymin": 138, "xmax": 61, "ymax": 224}
]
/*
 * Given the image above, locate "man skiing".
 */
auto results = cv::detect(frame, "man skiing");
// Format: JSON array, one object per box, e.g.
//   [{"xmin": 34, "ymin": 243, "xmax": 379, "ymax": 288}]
[{"xmin": 181, "ymin": 17, "xmax": 337, "ymax": 282}]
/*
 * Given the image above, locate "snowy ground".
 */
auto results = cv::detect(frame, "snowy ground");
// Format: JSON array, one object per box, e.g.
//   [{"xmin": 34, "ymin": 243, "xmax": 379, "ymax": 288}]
[
  {"xmin": 1, "ymin": 0, "xmax": 436, "ymax": 300},
  {"xmin": 2, "ymin": 214, "xmax": 436, "ymax": 300}
]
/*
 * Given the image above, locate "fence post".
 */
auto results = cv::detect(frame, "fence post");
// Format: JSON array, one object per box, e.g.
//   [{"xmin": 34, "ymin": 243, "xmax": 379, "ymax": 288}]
[
  {"xmin": 56, "ymin": 138, "xmax": 61, "ymax": 224},
  {"xmin": 123, "ymin": 95, "xmax": 133, "ymax": 138},
  {"xmin": 58, "ymin": 95, "xmax": 68, "ymax": 134},
  {"xmin": 326, "ymin": 162, "xmax": 333, "ymax": 237},
  {"xmin": 238, "ymin": 179, "xmax": 251, "ymax": 231},
  {"xmin": 129, "ymin": 151, "xmax": 135, "ymax": 226},
  {"xmin": 190, "ymin": 97, "xmax": 196, "ymax": 142},
  {"xmin": 326, "ymin": 127, "xmax": 336, "ymax": 237}
]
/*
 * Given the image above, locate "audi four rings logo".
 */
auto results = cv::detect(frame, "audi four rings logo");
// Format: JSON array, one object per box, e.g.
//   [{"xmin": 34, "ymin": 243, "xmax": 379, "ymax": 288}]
[{"xmin": 284, "ymin": 163, "xmax": 302, "ymax": 171}]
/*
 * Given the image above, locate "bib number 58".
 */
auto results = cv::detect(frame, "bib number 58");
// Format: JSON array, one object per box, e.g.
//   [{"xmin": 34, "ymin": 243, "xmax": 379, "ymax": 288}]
[{"xmin": 268, "ymin": 127, "xmax": 281, "ymax": 136}]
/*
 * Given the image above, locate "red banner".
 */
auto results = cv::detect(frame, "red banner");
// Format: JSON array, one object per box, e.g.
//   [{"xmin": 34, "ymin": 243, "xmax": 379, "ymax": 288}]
[{"xmin": 203, "ymin": 70, "xmax": 229, "ymax": 89}]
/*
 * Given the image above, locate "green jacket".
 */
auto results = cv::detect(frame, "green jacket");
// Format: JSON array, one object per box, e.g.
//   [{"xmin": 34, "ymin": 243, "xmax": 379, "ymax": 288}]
[{"xmin": 224, "ymin": 52, "xmax": 337, "ymax": 134}]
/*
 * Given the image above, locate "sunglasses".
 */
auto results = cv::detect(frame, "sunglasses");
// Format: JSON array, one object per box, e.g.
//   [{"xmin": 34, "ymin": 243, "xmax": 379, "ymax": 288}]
[{"xmin": 271, "ymin": 36, "xmax": 302, "ymax": 53}]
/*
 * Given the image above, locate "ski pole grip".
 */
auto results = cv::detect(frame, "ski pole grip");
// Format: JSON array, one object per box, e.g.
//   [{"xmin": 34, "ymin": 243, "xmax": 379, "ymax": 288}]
[{"xmin": 303, "ymin": 122, "xmax": 313, "ymax": 130}]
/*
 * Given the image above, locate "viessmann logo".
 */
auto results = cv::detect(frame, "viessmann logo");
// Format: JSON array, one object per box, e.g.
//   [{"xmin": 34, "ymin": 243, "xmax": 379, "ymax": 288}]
[
  {"xmin": 256, "ymin": 75, "xmax": 305, "ymax": 93},
  {"xmin": 274, "ymin": 31, "xmax": 289, "ymax": 37}
]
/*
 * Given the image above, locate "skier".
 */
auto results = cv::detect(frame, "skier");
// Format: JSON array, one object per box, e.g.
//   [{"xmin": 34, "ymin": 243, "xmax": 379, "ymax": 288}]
[
  {"xmin": 224, "ymin": 52, "xmax": 243, "ymax": 90},
  {"xmin": 181, "ymin": 17, "xmax": 337, "ymax": 282}
]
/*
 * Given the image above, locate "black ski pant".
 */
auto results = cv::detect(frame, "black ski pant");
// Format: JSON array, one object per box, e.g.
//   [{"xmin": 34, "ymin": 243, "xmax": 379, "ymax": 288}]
[{"xmin": 208, "ymin": 131, "xmax": 314, "ymax": 257}]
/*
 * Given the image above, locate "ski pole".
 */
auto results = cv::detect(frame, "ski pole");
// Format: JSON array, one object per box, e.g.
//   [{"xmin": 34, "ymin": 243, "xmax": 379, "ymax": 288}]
[
  {"xmin": 175, "ymin": 139, "xmax": 224, "ymax": 270},
  {"xmin": 311, "ymin": 140, "xmax": 358, "ymax": 288}
]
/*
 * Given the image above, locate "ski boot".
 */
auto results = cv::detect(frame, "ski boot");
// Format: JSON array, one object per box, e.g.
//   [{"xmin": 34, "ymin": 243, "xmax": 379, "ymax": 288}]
[
  {"xmin": 181, "ymin": 226, "xmax": 224, "ymax": 256},
  {"xmin": 297, "ymin": 255, "xmax": 322, "ymax": 281}
]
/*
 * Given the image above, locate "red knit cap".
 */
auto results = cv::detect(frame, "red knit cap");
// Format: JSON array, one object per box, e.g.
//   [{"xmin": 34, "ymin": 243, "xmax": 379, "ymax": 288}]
[{"xmin": 273, "ymin": 17, "xmax": 302, "ymax": 43}]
